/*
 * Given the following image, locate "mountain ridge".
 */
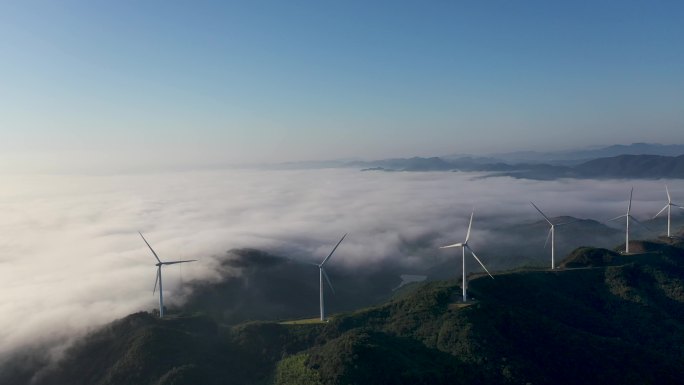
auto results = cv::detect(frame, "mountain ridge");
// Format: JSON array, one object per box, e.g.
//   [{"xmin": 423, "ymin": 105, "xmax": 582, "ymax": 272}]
[
  {"xmin": 3, "ymin": 237, "xmax": 683, "ymax": 385},
  {"xmin": 445, "ymin": 142, "xmax": 684, "ymax": 164},
  {"xmin": 356, "ymin": 154, "xmax": 684, "ymax": 180}
]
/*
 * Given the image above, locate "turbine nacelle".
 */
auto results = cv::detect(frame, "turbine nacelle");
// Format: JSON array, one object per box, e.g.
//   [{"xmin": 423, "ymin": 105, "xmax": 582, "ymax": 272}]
[
  {"xmin": 608, "ymin": 214, "xmax": 650, "ymax": 230},
  {"xmin": 318, "ymin": 233, "xmax": 347, "ymax": 321},
  {"xmin": 440, "ymin": 211, "xmax": 493, "ymax": 303},
  {"xmin": 530, "ymin": 201, "xmax": 578, "ymax": 269},
  {"xmin": 139, "ymin": 232, "xmax": 197, "ymax": 318},
  {"xmin": 652, "ymin": 185, "xmax": 684, "ymax": 238},
  {"xmin": 608, "ymin": 187, "xmax": 653, "ymax": 254}
]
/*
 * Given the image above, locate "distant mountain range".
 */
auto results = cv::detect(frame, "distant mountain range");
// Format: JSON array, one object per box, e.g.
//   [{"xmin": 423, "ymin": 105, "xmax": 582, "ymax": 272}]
[
  {"xmin": 268, "ymin": 143, "xmax": 684, "ymax": 179},
  {"xmin": 444, "ymin": 142, "xmax": 684, "ymax": 165},
  {"xmin": 355, "ymin": 154, "xmax": 684, "ymax": 180},
  {"xmin": 6, "ymin": 237, "xmax": 684, "ymax": 385}
]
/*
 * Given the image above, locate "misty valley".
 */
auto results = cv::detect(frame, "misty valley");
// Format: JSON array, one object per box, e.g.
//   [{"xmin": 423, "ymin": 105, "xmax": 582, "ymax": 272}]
[{"xmin": 1, "ymin": 168, "xmax": 683, "ymax": 385}]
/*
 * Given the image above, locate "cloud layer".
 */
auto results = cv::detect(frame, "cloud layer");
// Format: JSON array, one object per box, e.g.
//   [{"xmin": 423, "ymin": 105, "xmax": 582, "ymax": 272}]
[{"xmin": 0, "ymin": 168, "xmax": 682, "ymax": 359}]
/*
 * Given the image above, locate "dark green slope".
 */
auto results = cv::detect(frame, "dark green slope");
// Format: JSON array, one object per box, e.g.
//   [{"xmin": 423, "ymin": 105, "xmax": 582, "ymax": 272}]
[
  {"xmin": 303, "ymin": 330, "xmax": 469, "ymax": 385},
  {"xmin": 33, "ymin": 313, "xmax": 225, "ymax": 385},
  {"xmin": 280, "ymin": 241, "xmax": 684, "ymax": 384},
  {"xmin": 30, "ymin": 314, "xmax": 322, "ymax": 385},
  {"xmin": 11, "ymin": 240, "xmax": 684, "ymax": 385}
]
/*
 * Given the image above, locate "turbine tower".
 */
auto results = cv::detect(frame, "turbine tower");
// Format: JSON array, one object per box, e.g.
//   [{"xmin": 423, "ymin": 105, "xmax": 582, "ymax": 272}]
[
  {"xmin": 608, "ymin": 188, "xmax": 647, "ymax": 254},
  {"xmin": 139, "ymin": 232, "xmax": 197, "ymax": 318},
  {"xmin": 318, "ymin": 234, "xmax": 346, "ymax": 321},
  {"xmin": 440, "ymin": 211, "xmax": 494, "ymax": 303},
  {"xmin": 653, "ymin": 185, "xmax": 684, "ymax": 238},
  {"xmin": 530, "ymin": 202, "xmax": 576, "ymax": 269}
]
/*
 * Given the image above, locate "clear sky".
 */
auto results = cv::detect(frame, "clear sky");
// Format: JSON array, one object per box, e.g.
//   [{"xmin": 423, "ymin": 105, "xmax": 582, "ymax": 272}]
[{"xmin": 1, "ymin": 1, "xmax": 683, "ymax": 171}]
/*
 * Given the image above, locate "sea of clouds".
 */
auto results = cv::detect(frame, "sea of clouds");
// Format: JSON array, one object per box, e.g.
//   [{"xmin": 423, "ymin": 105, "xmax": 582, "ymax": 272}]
[{"xmin": 0, "ymin": 168, "xmax": 682, "ymax": 360}]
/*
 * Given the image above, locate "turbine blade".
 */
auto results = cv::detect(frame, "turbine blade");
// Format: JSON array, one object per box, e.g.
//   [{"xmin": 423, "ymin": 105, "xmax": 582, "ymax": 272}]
[
  {"xmin": 162, "ymin": 260, "xmax": 198, "ymax": 265},
  {"xmin": 666, "ymin": 185, "xmax": 671, "ymax": 203},
  {"xmin": 608, "ymin": 214, "xmax": 627, "ymax": 222},
  {"xmin": 627, "ymin": 187, "xmax": 633, "ymax": 214},
  {"xmin": 530, "ymin": 202, "xmax": 552, "ymax": 225},
  {"xmin": 139, "ymin": 232, "xmax": 162, "ymax": 263},
  {"xmin": 321, "ymin": 268, "xmax": 335, "ymax": 294},
  {"xmin": 631, "ymin": 216, "xmax": 652, "ymax": 232},
  {"xmin": 321, "ymin": 233, "xmax": 347, "ymax": 266},
  {"xmin": 440, "ymin": 243, "xmax": 463, "ymax": 249},
  {"xmin": 466, "ymin": 246, "xmax": 494, "ymax": 279},
  {"xmin": 543, "ymin": 228, "xmax": 552, "ymax": 249},
  {"xmin": 653, "ymin": 205, "xmax": 669, "ymax": 219},
  {"xmin": 153, "ymin": 267, "xmax": 160, "ymax": 294},
  {"xmin": 465, "ymin": 211, "xmax": 474, "ymax": 243}
]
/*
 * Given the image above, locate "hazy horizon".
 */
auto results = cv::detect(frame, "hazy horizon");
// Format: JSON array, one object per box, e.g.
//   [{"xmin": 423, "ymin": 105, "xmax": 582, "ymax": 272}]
[{"xmin": 2, "ymin": 1, "xmax": 684, "ymax": 173}]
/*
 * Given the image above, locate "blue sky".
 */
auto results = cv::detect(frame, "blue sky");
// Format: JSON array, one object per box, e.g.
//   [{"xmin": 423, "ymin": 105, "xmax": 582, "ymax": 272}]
[{"xmin": 1, "ymin": 1, "xmax": 682, "ymax": 170}]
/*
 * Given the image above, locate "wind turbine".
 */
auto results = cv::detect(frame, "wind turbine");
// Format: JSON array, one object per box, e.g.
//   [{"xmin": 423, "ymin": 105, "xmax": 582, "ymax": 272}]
[
  {"xmin": 317, "ymin": 234, "xmax": 346, "ymax": 322},
  {"xmin": 652, "ymin": 185, "xmax": 684, "ymax": 238},
  {"xmin": 530, "ymin": 202, "xmax": 577, "ymax": 269},
  {"xmin": 139, "ymin": 232, "xmax": 197, "ymax": 318},
  {"xmin": 608, "ymin": 187, "xmax": 648, "ymax": 254},
  {"xmin": 440, "ymin": 211, "xmax": 494, "ymax": 303}
]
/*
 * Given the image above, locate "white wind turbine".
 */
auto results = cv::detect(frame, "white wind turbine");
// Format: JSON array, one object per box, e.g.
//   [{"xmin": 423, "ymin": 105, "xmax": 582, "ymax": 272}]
[
  {"xmin": 317, "ymin": 234, "xmax": 346, "ymax": 322},
  {"xmin": 608, "ymin": 188, "xmax": 648, "ymax": 254},
  {"xmin": 440, "ymin": 211, "xmax": 494, "ymax": 303},
  {"xmin": 652, "ymin": 185, "xmax": 684, "ymax": 238},
  {"xmin": 530, "ymin": 202, "xmax": 577, "ymax": 269},
  {"xmin": 139, "ymin": 232, "xmax": 197, "ymax": 318}
]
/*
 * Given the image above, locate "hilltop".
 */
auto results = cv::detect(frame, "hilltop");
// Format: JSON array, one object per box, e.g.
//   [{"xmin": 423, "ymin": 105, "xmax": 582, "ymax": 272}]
[{"xmin": 3, "ymin": 236, "xmax": 683, "ymax": 385}]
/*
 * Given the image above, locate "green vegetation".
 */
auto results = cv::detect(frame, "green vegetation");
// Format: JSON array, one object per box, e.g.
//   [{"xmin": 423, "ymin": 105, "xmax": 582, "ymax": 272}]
[
  {"xmin": 559, "ymin": 246, "xmax": 620, "ymax": 268},
  {"xmin": 9, "ymin": 239, "xmax": 684, "ymax": 385},
  {"xmin": 274, "ymin": 354, "xmax": 323, "ymax": 385}
]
